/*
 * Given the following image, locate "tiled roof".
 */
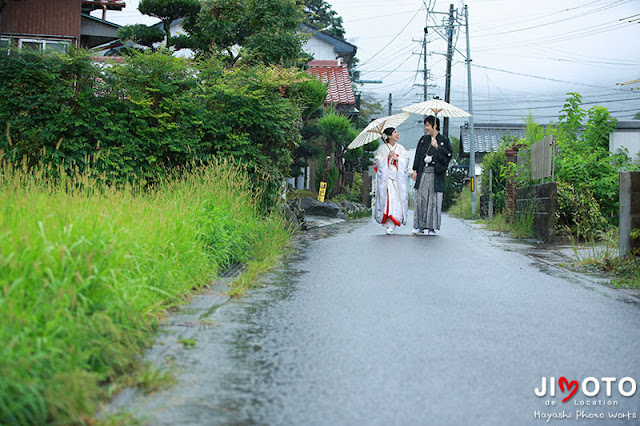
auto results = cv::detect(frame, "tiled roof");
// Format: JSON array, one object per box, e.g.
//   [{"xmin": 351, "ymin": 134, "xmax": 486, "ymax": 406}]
[
  {"xmin": 459, "ymin": 123, "xmax": 528, "ymax": 154},
  {"xmin": 307, "ymin": 59, "xmax": 356, "ymax": 106}
]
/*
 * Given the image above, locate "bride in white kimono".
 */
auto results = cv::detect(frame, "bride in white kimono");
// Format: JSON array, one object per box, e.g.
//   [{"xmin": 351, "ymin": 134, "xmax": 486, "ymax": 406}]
[{"xmin": 373, "ymin": 127, "xmax": 409, "ymax": 235}]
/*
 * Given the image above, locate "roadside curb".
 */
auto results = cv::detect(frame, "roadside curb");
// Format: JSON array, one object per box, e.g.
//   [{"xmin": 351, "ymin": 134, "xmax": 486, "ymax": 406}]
[{"xmin": 462, "ymin": 219, "xmax": 640, "ymax": 301}]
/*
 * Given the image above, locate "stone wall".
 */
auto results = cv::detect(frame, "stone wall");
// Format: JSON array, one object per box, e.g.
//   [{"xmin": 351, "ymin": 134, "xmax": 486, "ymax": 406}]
[
  {"xmin": 515, "ymin": 182, "xmax": 557, "ymax": 243},
  {"xmin": 479, "ymin": 193, "xmax": 490, "ymax": 218},
  {"xmin": 619, "ymin": 171, "xmax": 640, "ymax": 257}
]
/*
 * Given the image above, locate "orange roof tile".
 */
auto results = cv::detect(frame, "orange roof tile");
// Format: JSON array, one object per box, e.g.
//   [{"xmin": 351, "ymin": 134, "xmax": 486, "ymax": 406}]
[{"xmin": 307, "ymin": 59, "xmax": 355, "ymax": 106}]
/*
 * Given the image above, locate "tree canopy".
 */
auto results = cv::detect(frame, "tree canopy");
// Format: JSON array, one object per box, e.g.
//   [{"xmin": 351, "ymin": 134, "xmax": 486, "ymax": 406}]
[
  {"xmin": 302, "ymin": 0, "xmax": 346, "ymax": 40},
  {"xmin": 179, "ymin": 0, "xmax": 306, "ymax": 66},
  {"xmin": 139, "ymin": 0, "xmax": 201, "ymax": 47},
  {"xmin": 117, "ymin": 24, "xmax": 165, "ymax": 50}
]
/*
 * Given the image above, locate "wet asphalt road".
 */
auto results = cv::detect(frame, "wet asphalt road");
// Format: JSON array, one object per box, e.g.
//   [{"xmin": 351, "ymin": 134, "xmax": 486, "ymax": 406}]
[{"xmin": 109, "ymin": 212, "xmax": 640, "ymax": 425}]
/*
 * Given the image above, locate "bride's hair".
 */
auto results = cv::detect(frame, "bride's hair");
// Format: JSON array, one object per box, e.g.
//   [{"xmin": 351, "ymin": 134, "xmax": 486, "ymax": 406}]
[{"xmin": 382, "ymin": 127, "xmax": 395, "ymax": 142}]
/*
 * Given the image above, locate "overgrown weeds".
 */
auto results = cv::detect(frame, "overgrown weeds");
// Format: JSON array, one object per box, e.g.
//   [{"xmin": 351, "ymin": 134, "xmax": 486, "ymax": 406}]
[
  {"xmin": 563, "ymin": 228, "xmax": 639, "ymax": 289},
  {"xmin": 0, "ymin": 157, "xmax": 291, "ymax": 424},
  {"xmin": 447, "ymin": 186, "xmax": 479, "ymax": 220}
]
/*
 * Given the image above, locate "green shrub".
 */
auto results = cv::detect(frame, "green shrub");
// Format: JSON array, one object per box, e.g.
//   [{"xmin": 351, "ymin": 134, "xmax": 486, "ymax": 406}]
[
  {"xmin": 443, "ymin": 167, "xmax": 466, "ymax": 212},
  {"xmin": 315, "ymin": 164, "xmax": 338, "ymax": 197},
  {"xmin": 0, "ymin": 49, "xmax": 312, "ymax": 211},
  {"xmin": 480, "ymin": 134, "xmax": 517, "ymax": 214},
  {"xmin": 336, "ymin": 171, "xmax": 363, "ymax": 203},
  {"xmin": 554, "ymin": 93, "xmax": 638, "ymax": 222},
  {"xmin": 556, "ymin": 181, "xmax": 608, "ymax": 240},
  {"xmin": 631, "ymin": 228, "xmax": 640, "ymax": 257},
  {"xmin": 448, "ymin": 185, "xmax": 479, "ymax": 220}
]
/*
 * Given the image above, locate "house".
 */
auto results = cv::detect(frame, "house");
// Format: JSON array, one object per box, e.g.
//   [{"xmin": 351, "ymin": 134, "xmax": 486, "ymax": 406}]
[
  {"xmin": 0, "ymin": 0, "xmax": 123, "ymax": 51},
  {"xmin": 300, "ymin": 23, "xmax": 357, "ymax": 69},
  {"xmin": 459, "ymin": 122, "xmax": 528, "ymax": 160},
  {"xmin": 459, "ymin": 122, "xmax": 529, "ymax": 180},
  {"xmin": 302, "ymin": 23, "xmax": 359, "ymax": 113}
]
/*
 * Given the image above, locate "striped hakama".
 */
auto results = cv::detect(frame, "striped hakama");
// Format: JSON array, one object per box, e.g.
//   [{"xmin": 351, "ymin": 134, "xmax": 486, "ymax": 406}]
[{"xmin": 414, "ymin": 167, "xmax": 443, "ymax": 230}]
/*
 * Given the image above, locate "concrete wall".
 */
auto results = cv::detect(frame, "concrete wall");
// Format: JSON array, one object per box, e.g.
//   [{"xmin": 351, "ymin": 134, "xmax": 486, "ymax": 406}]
[
  {"xmin": 619, "ymin": 172, "xmax": 640, "ymax": 257},
  {"xmin": 610, "ymin": 121, "xmax": 640, "ymax": 164},
  {"xmin": 303, "ymin": 37, "xmax": 336, "ymax": 61},
  {"xmin": 611, "ymin": 132, "xmax": 640, "ymax": 163},
  {"xmin": 515, "ymin": 182, "xmax": 557, "ymax": 243}
]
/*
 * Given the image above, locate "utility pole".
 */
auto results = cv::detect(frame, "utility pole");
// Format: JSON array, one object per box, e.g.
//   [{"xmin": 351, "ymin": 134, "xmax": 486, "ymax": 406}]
[
  {"xmin": 443, "ymin": 4, "xmax": 455, "ymax": 138},
  {"xmin": 464, "ymin": 4, "xmax": 477, "ymax": 214},
  {"xmin": 423, "ymin": 21, "xmax": 428, "ymax": 102},
  {"xmin": 388, "ymin": 93, "xmax": 392, "ymax": 116}
]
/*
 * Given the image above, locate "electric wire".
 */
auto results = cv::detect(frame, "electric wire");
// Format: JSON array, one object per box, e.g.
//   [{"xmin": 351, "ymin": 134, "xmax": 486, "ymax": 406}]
[
  {"xmin": 358, "ymin": 5, "xmax": 425, "ymax": 68},
  {"xmin": 475, "ymin": 0, "xmax": 634, "ymax": 38}
]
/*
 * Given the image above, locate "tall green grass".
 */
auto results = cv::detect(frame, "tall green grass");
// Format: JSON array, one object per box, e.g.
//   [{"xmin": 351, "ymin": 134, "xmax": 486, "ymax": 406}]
[
  {"xmin": 447, "ymin": 186, "xmax": 479, "ymax": 220},
  {"xmin": 0, "ymin": 158, "xmax": 291, "ymax": 424}
]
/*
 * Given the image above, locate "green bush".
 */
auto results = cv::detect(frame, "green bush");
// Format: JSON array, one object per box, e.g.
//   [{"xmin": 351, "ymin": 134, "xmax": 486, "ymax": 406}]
[
  {"xmin": 335, "ymin": 171, "xmax": 363, "ymax": 203},
  {"xmin": 556, "ymin": 181, "xmax": 608, "ymax": 240},
  {"xmin": 631, "ymin": 228, "xmax": 640, "ymax": 257},
  {"xmin": 315, "ymin": 164, "xmax": 339, "ymax": 197},
  {"xmin": 448, "ymin": 185, "xmax": 479, "ymax": 220},
  {"xmin": 443, "ymin": 167, "xmax": 466, "ymax": 212},
  {"xmin": 479, "ymin": 135, "xmax": 514, "ymax": 214},
  {"xmin": 0, "ymin": 49, "xmax": 315, "ymax": 211},
  {"xmin": 554, "ymin": 93, "xmax": 638, "ymax": 222}
]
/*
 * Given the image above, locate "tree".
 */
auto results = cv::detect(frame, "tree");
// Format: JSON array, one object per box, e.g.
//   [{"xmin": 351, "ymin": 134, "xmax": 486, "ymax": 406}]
[
  {"xmin": 181, "ymin": 0, "xmax": 306, "ymax": 66},
  {"xmin": 116, "ymin": 24, "xmax": 165, "ymax": 51},
  {"xmin": 302, "ymin": 0, "xmax": 346, "ymax": 40},
  {"xmin": 633, "ymin": 112, "xmax": 640, "ymax": 120},
  {"xmin": 317, "ymin": 111, "xmax": 356, "ymax": 196},
  {"xmin": 138, "ymin": 0, "xmax": 201, "ymax": 48}
]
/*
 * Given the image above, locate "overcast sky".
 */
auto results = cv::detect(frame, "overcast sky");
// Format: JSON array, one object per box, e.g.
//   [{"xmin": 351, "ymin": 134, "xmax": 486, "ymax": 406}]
[{"xmin": 98, "ymin": 0, "xmax": 639, "ymax": 135}]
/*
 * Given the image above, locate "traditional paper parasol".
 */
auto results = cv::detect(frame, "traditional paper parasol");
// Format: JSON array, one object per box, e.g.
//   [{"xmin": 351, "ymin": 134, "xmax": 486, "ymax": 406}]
[
  {"xmin": 401, "ymin": 97, "xmax": 471, "ymax": 118},
  {"xmin": 347, "ymin": 112, "xmax": 411, "ymax": 149}
]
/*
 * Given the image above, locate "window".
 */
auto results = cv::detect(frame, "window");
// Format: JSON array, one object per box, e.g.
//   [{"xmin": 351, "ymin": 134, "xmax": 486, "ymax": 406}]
[
  {"xmin": 20, "ymin": 39, "xmax": 42, "ymax": 50},
  {"xmin": 45, "ymin": 42, "xmax": 68, "ymax": 53},
  {"xmin": 18, "ymin": 38, "xmax": 70, "ymax": 52},
  {"xmin": 0, "ymin": 38, "xmax": 9, "ymax": 55}
]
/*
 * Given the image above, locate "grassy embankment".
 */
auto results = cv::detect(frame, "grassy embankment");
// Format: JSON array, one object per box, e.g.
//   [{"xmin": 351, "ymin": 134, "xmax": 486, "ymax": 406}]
[{"xmin": 0, "ymin": 159, "xmax": 292, "ymax": 425}]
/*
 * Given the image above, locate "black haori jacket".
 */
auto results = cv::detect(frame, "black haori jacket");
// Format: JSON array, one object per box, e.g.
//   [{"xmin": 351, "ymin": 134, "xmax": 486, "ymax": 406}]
[{"xmin": 412, "ymin": 133, "xmax": 454, "ymax": 193}]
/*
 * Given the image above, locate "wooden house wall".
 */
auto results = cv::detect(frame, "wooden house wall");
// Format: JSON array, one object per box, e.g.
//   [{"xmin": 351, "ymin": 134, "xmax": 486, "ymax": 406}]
[{"xmin": 2, "ymin": 0, "xmax": 81, "ymax": 43}]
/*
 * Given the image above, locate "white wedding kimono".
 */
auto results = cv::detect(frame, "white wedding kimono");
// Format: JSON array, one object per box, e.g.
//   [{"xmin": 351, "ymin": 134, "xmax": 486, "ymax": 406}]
[{"xmin": 373, "ymin": 142, "xmax": 409, "ymax": 228}]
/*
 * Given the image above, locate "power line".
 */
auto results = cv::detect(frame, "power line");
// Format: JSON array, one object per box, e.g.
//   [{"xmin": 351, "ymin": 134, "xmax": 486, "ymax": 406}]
[
  {"xmin": 471, "ymin": 63, "xmax": 632, "ymax": 91},
  {"xmin": 358, "ymin": 6, "xmax": 424, "ymax": 68},
  {"xmin": 474, "ymin": 0, "xmax": 604, "ymax": 34},
  {"xmin": 475, "ymin": 0, "xmax": 634, "ymax": 38}
]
